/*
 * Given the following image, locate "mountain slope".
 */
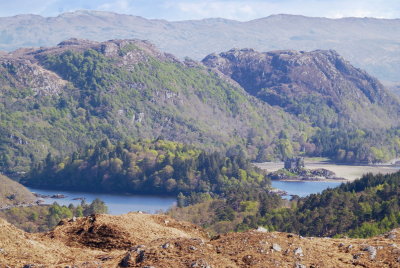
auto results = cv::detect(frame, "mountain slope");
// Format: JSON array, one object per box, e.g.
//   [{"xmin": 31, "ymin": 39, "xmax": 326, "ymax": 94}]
[
  {"xmin": 0, "ymin": 39, "xmax": 304, "ymax": 176},
  {"xmin": 2, "ymin": 213, "xmax": 400, "ymax": 267},
  {"xmin": 0, "ymin": 174, "xmax": 35, "ymax": 207},
  {"xmin": 202, "ymin": 48, "xmax": 400, "ymax": 129},
  {"xmin": 202, "ymin": 48, "xmax": 400, "ymax": 162},
  {"xmin": 0, "ymin": 11, "xmax": 399, "ymax": 83}
]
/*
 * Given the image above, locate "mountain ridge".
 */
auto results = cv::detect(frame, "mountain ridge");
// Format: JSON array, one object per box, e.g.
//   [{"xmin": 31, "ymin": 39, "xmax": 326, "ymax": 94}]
[{"xmin": 0, "ymin": 11, "xmax": 399, "ymax": 83}]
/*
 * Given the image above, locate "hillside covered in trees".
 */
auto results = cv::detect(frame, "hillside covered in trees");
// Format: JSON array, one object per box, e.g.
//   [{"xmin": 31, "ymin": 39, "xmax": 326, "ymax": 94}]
[
  {"xmin": 0, "ymin": 39, "xmax": 304, "ymax": 177},
  {"xmin": 170, "ymin": 171, "xmax": 400, "ymax": 238},
  {"xmin": 203, "ymin": 48, "xmax": 400, "ymax": 163},
  {"xmin": 1, "ymin": 39, "xmax": 400, "ymax": 180},
  {"xmin": 0, "ymin": 199, "xmax": 108, "ymax": 232},
  {"xmin": 25, "ymin": 139, "xmax": 271, "ymax": 200}
]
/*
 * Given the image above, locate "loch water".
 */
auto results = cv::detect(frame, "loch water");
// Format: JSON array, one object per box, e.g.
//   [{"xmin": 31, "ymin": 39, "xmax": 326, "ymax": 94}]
[
  {"xmin": 27, "ymin": 187, "xmax": 176, "ymax": 215},
  {"xmin": 29, "ymin": 181, "xmax": 342, "ymax": 215},
  {"xmin": 271, "ymin": 180, "xmax": 342, "ymax": 199}
]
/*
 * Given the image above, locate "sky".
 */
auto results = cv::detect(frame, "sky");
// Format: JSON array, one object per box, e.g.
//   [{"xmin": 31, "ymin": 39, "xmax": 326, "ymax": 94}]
[{"xmin": 0, "ymin": 0, "xmax": 399, "ymax": 21}]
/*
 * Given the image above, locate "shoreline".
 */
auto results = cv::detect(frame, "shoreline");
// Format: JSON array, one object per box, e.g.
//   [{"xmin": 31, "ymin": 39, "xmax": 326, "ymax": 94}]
[
  {"xmin": 255, "ymin": 159, "xmax": 400, "ymax": 182},
  {"xmin": 272, "ymin": 178, "xmax": 346, "ymax": 183}
]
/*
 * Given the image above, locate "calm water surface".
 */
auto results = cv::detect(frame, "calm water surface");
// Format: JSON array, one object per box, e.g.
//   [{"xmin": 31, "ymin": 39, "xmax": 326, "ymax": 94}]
[
  {"xmin": 271, "ymin": 181, "xmax": 342, "ymax": 198},
  {"xmin": 27, "ymin": 187, "xmax": 176, "ymax": 215},
  {"xmin": 28, "ymin": 181, "xmax": 342, "ymax": 214}
]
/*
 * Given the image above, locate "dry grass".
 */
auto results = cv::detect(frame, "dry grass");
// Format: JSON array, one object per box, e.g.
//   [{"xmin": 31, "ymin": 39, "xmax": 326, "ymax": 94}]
[
  {"xmin": 2, "ymin": 213, "xmax": 400, "ymax": 267},
  {"xmin": 0, "ymin": 174, "xmax": 36, "ymax": 207}
]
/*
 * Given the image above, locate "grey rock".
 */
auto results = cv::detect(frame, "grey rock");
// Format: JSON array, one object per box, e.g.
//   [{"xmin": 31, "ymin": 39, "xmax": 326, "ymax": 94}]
[
  {"xmin": 136, "ymin": 250, "xmax": 146, "ymax": 263},
  {"xmin": 191, "ymin": 259, "xmax": 211, "ymax": 268},
  {"xmin": 256, "ymin": 226, "xmax": 268, "ymax": 232},
  {"xmin": 162, "ymin": 243, "xmax": 170, "ymax": 249},
  {"xmin": 119, "ymin": 252, "xmax": 132, "ymax": 267},
  {"xmin": 363, "ymin": 245, "xmax": 377, "ymax": 260},
  {"xmin": 272, "ymin": 243, "xmax": 281, "ymax": 252},
  {"xmin": 294, "ymin": 247, "xmax": 304, "ymax": 257},
  {"xmin": 353, "ymin": 253, "xmax": 363, "ymax": 260},
  {"xmin": 387, "ymin": 233, "xmax": 397, "ymax": 239},
  {"xmin": 294, "ymin": 263, "xmax": 306, "ymax": 268}
]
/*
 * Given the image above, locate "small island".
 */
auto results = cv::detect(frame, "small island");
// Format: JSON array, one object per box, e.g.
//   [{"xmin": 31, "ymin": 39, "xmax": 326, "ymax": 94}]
[{"xmin": 268, "ymin": 157, "xmax": 346, "ymax": 182}]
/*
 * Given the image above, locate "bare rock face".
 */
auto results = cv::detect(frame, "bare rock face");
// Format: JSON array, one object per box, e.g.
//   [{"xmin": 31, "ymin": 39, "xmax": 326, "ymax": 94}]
[
  {"xmin": 0, "ymin": 59, "xmax": 67, "ymax": 96},
  {"xmin": 203, "ymin": 48, "xmax": 400, "ymax": 129}
]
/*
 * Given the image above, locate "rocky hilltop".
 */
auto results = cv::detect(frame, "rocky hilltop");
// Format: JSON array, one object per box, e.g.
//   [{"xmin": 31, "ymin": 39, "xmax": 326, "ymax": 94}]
[
  {"xmin": 0, "ymin": 12, "xmax": 400, "ymax": 84},
  {"xmin": 1, "ymin": 39, "xmax": 400, "ymax": 175},
  {"xmin": 203, "ymin": 48, "xmax": 400, "ymax": 130},
  {"xmin": 2, "ymin": 213, "xmax": 400, "ymax": 267},
  {"xmin": 0, "ymin": 38, "xmax": 303, "ymax": 175}
]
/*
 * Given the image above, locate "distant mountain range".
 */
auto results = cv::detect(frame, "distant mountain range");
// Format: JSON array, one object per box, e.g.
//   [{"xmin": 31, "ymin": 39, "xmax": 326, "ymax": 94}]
[
  {"xmin": 0, "ymin": 39, "xmax": 399, "ymax": 176},
  {"xmin": 0, "ymin": 11, "xmax": 399, "ymax": 86}
]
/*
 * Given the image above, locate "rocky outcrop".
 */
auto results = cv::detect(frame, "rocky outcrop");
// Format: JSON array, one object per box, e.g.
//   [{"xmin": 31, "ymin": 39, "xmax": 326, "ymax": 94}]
[{"xmin": 203, "ymin": 48, "xmax": 400, "ymax": 129}]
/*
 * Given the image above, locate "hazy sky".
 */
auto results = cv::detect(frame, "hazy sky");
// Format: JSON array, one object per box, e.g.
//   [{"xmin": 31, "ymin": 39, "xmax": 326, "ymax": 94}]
[{"xmin": 0, "ymin": 0, "xmax": 399, "ymax": 21}]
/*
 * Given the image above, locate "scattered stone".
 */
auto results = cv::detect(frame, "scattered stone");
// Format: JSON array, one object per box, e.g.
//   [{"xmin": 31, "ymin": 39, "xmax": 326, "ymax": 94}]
[
  {"xmin": 294, "ymin": 263, "xmax": 306, "ymax": 268},
  {"xmin": 387, "ymin": 233, "xmax": 397, "ymax": 240},
  {"xmin": 162, "ymin": 243, "xmax": 170, "ymax": 249},
  {"xmin": 294, "ymin": 247, "xmax": 304, "ymax": 257},
  {"xmin": 23, "ymin": 265, "xmax": 34, "ymax": 268},
  {"xmin": 272, "ymin": 243, "xmax": 282, "ymax": 252},
  {"xmin": 353, "ymin": 253, "xmax": 363, "ymax": 260},
  {"xmin": 143, "ymin": 266, "xmax": 156, "ymax": 268},
  {"xmin": 136, "ymin": 250, "xmax": 146, "ymax": 263},
  {"xmin": 72, "ymin": 216, "xmax": 77, "ymax": 222},
  {"xmin": 242, "ymin": 255, "xmax": 256, "ymax": 265},
  {"xmin": 119, "ymin": 252, "xmax": 132, "ymax": 267},
  {"xmin": 338, "ymin": 243, "xmax": 345, "ymax": 247},
  {"xmin": 346, "ymin": 245, "xmax": 353, "ymax": 252},
  {"xmin": 164, "ymin": 220, "xmax": 170, "ymax": 225},
  {"xmin": 363, "ymin": 245, "xmax": 377, "ymax": 259},
  {"xmin": 0, "ymin": 248, "xmax": 4, "ymax": 254},
  {"xmin": 256, "ymin": 226, "xmax": 268, "ymax": 233},
  {"xmin": 130, "ymin": 245, "xmax": 146, "ymax": 253},
  {"xmin": 189, "ymin": 246, "xmax": 197, "ymax": 251},
  {"xmin": 191, "ymin": 259, "xmax": 211, "ymax": 268},
  {"xmin": 99, "ymin": 255, "xmax": 113, "ymax": 261}
]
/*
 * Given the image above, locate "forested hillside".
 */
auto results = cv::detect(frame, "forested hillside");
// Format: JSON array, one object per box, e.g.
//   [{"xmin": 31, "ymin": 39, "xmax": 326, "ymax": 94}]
[
  {"xmin": 1, "ymin": 39, "xmax": 399, "ymax": 178},
  {"xmin": 0, "ymin": 39, "xmax": 304, "ymax": 176},
  {"xmin": 25, "ymin": 139, "xmax": 271, "ymax": 199},
  {"xmin": 170, "ymin": 171, "xmax": 400, "ymax": 238},
  {"xmin": 203, "ymin": 48, "xmax": 400, "ymax": 163}
]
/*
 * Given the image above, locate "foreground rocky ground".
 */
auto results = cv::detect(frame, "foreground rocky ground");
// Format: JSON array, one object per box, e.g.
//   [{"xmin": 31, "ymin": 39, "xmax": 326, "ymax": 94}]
[{"xmin": 1, "ymin": 213, "xmax": 400, "ymax": 267}]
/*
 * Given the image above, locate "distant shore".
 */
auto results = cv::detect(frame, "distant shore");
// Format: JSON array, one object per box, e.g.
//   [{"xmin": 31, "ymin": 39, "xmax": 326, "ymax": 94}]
[{"xmin": 254, "ymin": 158, "xmax": 400, "ymax": 181}]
